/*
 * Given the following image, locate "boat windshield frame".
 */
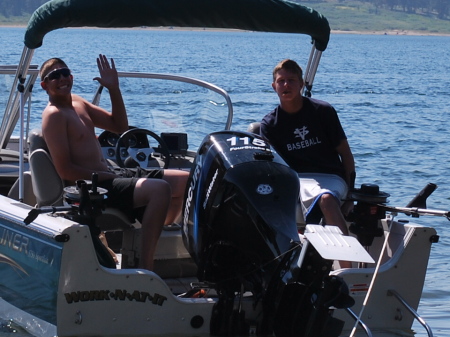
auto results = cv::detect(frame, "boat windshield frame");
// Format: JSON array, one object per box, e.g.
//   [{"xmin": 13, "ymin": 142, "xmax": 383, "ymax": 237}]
[{"xmin": 0, "ymin": 68, "xmax": 233, "ymax": 152}]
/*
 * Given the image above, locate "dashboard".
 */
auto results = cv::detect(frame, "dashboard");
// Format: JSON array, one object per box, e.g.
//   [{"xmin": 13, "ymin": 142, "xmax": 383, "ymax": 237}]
[
  {"xmin": 97, "ymin": 127, "xmax": 190, "ymax": 169},
  {"xmin": 98, "ymin": 128, "xmax": 150, "ymax": 164}
]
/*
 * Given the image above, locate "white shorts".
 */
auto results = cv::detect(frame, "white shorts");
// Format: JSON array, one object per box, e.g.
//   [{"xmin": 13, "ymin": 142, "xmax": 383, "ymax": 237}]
[{"xmin": 297, "ymin": 173, "xmax": 348, "ymax": 223}]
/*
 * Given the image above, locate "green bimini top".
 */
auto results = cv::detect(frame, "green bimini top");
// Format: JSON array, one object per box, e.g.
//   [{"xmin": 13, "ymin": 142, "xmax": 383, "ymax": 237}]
[{"xmin": 24, "ymin": 0, "xmax": 330, "ymax": 51}]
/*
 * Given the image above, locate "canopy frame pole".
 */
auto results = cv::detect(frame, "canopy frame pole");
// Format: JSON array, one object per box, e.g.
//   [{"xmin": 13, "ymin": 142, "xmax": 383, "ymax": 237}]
[
  {"xmin": 0, "ymin": 47, "xmax": 34, "ymax": 150},
  {"xmin": 18, "ymin": 80, "xmax": 25, "ymax": 202},
  {"xmin": 302, "ymin": 42, "xmax": 322, "ymax": 97},
  {"xmin": 15, "ymin": 47, "xmax": 35, "ymax": 202}
]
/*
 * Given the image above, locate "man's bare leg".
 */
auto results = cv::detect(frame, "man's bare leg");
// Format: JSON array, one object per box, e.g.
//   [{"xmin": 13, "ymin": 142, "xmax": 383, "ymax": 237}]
[
  {"xmin": 319, "ymin": 193, "xmax": 352, "ymax": 268},
  {"xmin": 162, "ymin": 170, "xmax": 189, "ymax": 225},
  {"xmin": 133, "ymin": 178, "xmax": 171, "ymax": 270}
]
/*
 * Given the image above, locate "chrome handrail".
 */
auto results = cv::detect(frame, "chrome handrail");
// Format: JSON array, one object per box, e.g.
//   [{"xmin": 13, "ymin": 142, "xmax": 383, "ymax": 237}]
[
  {"xmin": 345, "ymin": 307, "xmax": 373, "ymax": 337},
  {"xmin": 388, "ymin": 289, "xmax": 433, "ymax": 337}
]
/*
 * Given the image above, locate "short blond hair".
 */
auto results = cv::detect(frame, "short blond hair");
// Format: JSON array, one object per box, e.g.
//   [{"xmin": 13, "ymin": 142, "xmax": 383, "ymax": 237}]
[{"xmin": 39, "ymin": 58, "xmax": 68, "ymax": 81}]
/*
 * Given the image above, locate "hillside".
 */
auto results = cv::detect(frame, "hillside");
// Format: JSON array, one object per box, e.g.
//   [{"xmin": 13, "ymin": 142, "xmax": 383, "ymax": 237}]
[
  {"xmin": 1, "ymin": 0, "xmax": 449, "ymax": 35},
  {"xmin": 306, "ymin": 0, "xmax": 450, "ymax": 35}
]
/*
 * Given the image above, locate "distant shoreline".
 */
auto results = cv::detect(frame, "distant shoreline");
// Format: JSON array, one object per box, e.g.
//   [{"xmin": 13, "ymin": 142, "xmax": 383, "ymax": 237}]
[
  {"xmin": 332, "ymin": 29, "xmax": 450, "ymax": 36},
  {"xmin": 1, "ymin": 24, "xmax": 449, "ymax": 36}
]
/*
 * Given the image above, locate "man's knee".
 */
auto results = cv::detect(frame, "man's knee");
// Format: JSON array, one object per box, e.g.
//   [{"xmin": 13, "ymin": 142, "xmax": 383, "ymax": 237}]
[
  {"xmin": 319, "ymin": 193, "xmax": 340, "ymax": 210},
  {"xmin": 149, "ymin": 178, "xmax": 171, "ymax": 196},
  {"xmin": 135, "ymin": 178, "xmax": 171, "ymax": 204},
  {"xmin": 162, "ymin": 170, "xmax": 189, "ymax": 195}
]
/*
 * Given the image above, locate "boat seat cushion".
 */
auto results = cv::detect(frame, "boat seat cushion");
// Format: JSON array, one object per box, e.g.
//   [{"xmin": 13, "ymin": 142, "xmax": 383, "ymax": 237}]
[
  {"xmin": 28, "ymin": 129, "xmax": 49, "ymax": 153},
  {"xmin": 29, "ymin": 148, "xmax": 64, "ymax": 206},
  {"xmin": 247, "ymin": 122, "xmax": 261, "ymax": 134},
  {"xmin": 7, "ymin": 171, "xmax": 36, "ymax": 206}
]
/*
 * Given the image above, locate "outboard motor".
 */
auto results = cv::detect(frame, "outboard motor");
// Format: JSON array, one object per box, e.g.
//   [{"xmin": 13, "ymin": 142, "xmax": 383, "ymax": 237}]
[{"xmin": 182, "ymin": 131, "xmax": 352, "ymax": 336}]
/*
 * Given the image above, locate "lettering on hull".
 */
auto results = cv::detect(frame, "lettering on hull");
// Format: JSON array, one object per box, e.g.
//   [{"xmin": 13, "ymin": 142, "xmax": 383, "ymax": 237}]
[
  {"xmin": 0, "ymin": 227, "xmax": 29, "ymax": 254},
  {"xmin": 0, "ymin": 226, "xmax": 55, "ymax": 274},
  {"xmin": 64, "ymin": 289, "xmax": 168, "ymax": 306}
]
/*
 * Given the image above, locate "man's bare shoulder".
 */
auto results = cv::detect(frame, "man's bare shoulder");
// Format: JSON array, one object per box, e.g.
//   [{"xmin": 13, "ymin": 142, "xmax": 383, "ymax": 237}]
[
  {"xmin": 43, "ymin": 94, "xmax": 84, "ymax": 118},
  {"xmin": 71, "ymin": 94, "xmax": 87, "ymax": 103},
  {"xmin": 42, "ymin": 103, "xmax": 64, "ymax": 121},
  {"xmin": 42, "ymin": 99, "xmax": 75, "ymax": 128}
]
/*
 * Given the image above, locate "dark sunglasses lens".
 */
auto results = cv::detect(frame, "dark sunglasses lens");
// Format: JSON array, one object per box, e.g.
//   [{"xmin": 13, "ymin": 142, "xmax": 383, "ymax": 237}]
[{"xmin": 47, "ymin": 68, "xmax": 71, "ymax": 81}]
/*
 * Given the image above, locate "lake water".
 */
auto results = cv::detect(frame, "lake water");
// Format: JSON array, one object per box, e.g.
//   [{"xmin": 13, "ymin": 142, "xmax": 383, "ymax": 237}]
[{"xmin": 1, "ymin": 27, "xmax": 450, "ymax": 336}]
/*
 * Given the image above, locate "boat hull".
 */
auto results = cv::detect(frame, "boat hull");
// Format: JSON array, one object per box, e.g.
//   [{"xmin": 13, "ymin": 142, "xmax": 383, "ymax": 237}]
[
  {"xmin": 0, "ymin": 193, "xmax": 439, "ymax": 336},
  {"xmin": 333, "ymin": 219, "xmax": 437, "ymax": 333},
  {"xmin": 0, "ymin": 197, "xmax": 63, "ymax": 327},
  {"xmin": 56, "ymin": 224, "xmax": 216, "ymax": 336}
]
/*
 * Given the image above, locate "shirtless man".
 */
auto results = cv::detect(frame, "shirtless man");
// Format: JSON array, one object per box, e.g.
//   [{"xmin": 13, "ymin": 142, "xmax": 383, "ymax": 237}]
[{"xmin": 40, "ymin": 54, "xmax": 189, "ymax": 270}]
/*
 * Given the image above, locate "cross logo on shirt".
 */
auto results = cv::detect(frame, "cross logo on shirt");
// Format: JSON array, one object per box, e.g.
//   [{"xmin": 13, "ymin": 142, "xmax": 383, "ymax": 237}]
[{"xmin": 294, "ymin": 126, "xmax": 309, "ymax": 140}]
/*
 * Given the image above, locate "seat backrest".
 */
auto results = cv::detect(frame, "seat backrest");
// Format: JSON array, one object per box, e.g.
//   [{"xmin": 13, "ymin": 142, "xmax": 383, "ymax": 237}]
[
  {"xmin": 7, "ymin": 171, "xmax": 36, "ymax": 206},
  {"xmin": 28, "ymin": 129, "xmax": 65, "ymax": 207},
  {"xmin": 247, "ymin": 122, "xmax": 261, "ymax": 135}
]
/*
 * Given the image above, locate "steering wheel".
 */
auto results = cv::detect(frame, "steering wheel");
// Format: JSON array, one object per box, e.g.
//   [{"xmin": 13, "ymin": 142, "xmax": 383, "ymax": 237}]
[{"xmin": 115, "ymin": 128, "xmax": 170, "ymax": 169}]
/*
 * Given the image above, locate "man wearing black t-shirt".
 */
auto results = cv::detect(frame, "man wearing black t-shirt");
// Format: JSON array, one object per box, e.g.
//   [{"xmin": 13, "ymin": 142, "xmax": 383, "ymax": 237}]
[{"xmin": 260, "ymin": 59, "xmax": 355, "ymax": 250}]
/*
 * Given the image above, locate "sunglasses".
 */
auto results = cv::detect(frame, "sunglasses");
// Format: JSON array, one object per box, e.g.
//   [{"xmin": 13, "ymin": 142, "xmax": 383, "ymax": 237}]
[{"xmin": 43, "ymin": 68, "xmax": 71, "ymax": 81}]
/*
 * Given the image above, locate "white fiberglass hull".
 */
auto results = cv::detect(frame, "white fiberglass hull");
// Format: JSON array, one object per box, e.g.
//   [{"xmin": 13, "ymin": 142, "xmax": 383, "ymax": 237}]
[{"xmin": 0, "ymin": 192, "xmax": 437, "ymax": 337}]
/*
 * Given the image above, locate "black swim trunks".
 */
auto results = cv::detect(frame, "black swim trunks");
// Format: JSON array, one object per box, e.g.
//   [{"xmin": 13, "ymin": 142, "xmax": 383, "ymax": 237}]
[{"xmin": 98, "ymin": 167, "xmax": 164, "ymax": 221}]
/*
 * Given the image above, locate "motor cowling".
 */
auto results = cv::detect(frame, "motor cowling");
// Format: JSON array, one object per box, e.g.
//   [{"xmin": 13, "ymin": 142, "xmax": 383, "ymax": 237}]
[{"xmin": 182, "ymin": 131, "xmax": 300, "ymax": 290}]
